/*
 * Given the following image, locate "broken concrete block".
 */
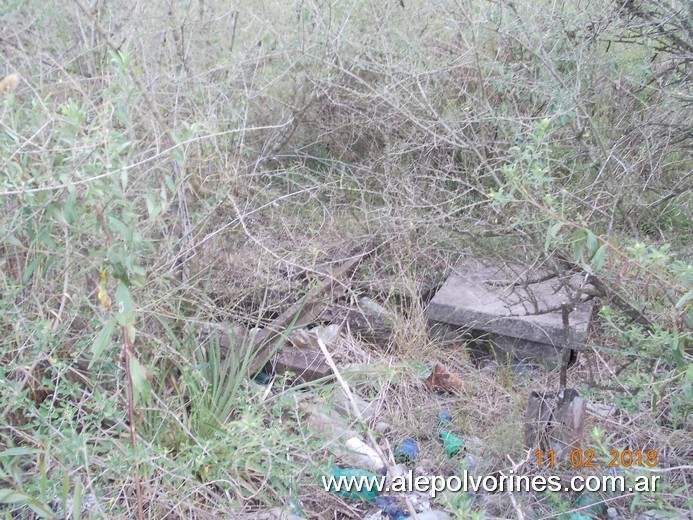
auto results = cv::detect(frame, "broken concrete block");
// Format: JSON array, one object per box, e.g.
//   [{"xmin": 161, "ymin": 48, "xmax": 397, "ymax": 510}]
[
  {"xmin": 525, "ymin": 389, "xmax": 586, "ymax": 459},
  {"xmin": 485, "ymin": 333, "xmax": 565, "ymax": 369},
  {"xmin": 269, "ymin": 347, "xmax": 332, "ymax": 383},
  {"xmin": 323, "ymin": 297, "xmax": 395, "ymax": 345},
  {"xmin": 428, "ymin": 259, "xmax": 594, "ymax": 363}
]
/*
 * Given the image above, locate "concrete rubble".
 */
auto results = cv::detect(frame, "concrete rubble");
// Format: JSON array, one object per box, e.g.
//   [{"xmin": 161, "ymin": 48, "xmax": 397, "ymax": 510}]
[{"xmin": 428, "ymin": 258, "xmax": 594, "ymax": 367}]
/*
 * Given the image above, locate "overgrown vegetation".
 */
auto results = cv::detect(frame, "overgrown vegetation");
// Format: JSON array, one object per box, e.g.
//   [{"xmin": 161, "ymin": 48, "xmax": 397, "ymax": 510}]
[{"xmin": 1, "ymin": 0, "xmax": 690, "ymax": 518}]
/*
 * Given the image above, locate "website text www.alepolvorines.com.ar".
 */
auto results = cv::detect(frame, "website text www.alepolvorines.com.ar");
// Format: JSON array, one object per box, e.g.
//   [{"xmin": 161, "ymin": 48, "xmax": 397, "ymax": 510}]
[{"xmin": 322, "ymin": 469, "xmax": 660, "ymax": 498}]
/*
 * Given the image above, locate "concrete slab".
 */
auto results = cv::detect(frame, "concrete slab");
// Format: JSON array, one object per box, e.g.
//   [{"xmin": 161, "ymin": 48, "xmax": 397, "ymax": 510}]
[
  {"xmin": 485, "ymin": 333, "xmax": 563, "ymax": 368},
  {"xmin": 428, "ymin": 259, "xmax": 593, "ymax": 349}
]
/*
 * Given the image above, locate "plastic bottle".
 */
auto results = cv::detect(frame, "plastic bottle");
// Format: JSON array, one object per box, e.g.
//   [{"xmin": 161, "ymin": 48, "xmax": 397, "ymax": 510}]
[
  {"xmin": 322, "ymin": 466, "xmax": 380, "ymax": 501},
  {"xmin": 437, "ymin": 411, "xmax": 464, "ymax": 457}
]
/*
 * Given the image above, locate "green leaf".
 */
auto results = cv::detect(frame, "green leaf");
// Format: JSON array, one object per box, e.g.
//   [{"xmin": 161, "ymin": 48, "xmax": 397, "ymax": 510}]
[
  {"xmin": 90, "ymin": 319, "xmax": 116, "ymax": 368},
  {"xmin": 586, "ymin": 231, "xmax": 599, "ymax": 257},
  {"xmin": 164, "ymin": 175, "xmax": 176, "ymax": 193},
  {"xmin": 3, "ymin": 234, "xmax": 23, "ymax": 248},
  {"xmin": 0, "ymin": 448, "xmax": 43, "ymax": 458},
  {"xmin": 592, "ymin": 243, "xmax": 608, "ymax": 274},
  {"xmin": 129, "ymin": 354, "xmax": 152, "ymax": 406},
  {"xmin": 23, "ymin": 257, "xmax": 42, "ymax": 285},
  {"xmin": 544, "ymin": 222, "xmax": 563, "ymax": 251},
  {"xmin": 63, "ymin": 192, "xmax": 78, "ymax": 225},
  {"xmin": 0, "ymin": 489, "xmax": 29, "ymax": 504},
  {"xmin": 27, "ymin": 501, "xmax": 54, "ymax": 519},
  {"xmin": 145, "ymin": 193, "xmax": 162, "ymax": 220},
  {"xmin": 115, "ymin": 103, "xmax": 130, "ymax": 126},
  {"xmin": 115, "ymin": 282, "xmax": 134, "ymax": 326},
  {"xmin": 580, "ymin": 258, "xmax": 593, "ymax": 275},
  {"xmin": 61, "ymin": 472, "xmax": 70, "ymax": 514},
  {"xmin": 70, "ymin": 477, "xmax": 82, "ymax": 520},
  {"xmin": 675, "ymin": 291, "xmax": 692, "ymax": 309},
  {"xmin": 571, "ymin": 230, "xmax": 587, "ymax": 261},
  {"xmin": 120, "ymin": 167, "xmax": 129, "ymax": 191},
  {"xmin": 107, "ymin": 215, "xmax": 133, "ymax": 242}
]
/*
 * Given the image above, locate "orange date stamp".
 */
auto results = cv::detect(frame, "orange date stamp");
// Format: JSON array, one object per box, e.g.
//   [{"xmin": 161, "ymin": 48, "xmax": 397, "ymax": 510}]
[{"xmin": 534, "ymin": 449, "xmax": 658, "ymax": 469}]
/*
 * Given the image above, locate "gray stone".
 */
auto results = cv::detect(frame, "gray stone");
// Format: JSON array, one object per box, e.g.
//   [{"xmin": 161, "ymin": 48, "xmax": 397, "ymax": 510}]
[
  {"xmin": 485, "ymin": 333, "xmax": 564, "ymax": 368},
  {"xmin": 269, "ymin": 347, "xmax": 332, "ymax": 383},
  {"xmin": 607, "ymin": 507, "xmax": 624, "ymax": 520},
  {"xmin": 428, "ymin": 259, "xmax": 594, "ymax": 349},
  {"xmin": 524, "ymin": 389, "xmax": 586, "ymax": 458}
]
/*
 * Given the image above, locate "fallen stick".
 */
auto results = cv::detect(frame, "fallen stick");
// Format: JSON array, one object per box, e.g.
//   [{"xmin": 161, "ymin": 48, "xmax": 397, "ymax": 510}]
[{"xmin": 316, "ymin": 337, "xmax": 419, "ymax": 520}]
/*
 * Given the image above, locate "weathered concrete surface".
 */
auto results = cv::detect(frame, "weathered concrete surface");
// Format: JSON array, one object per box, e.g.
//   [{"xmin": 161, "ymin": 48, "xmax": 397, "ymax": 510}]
[
  {"xmin": 269, "ymin": 347, "xmax": 332, "ymax": 383},
  {"xmin": 485, "ymin": 333, "xmax": 564, "ymax": 368},
  {"xmin": 525, "ymin": 389, "xmax": 586, "ymax": 458},
  {"xmin": 428, "ymin": 259, "xmax": 593, "ymax": 349}
]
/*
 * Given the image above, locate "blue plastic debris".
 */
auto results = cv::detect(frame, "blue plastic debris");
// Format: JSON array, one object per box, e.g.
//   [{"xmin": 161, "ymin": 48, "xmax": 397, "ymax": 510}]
[
  {"xmin": 436, "ymin": 411, "xmax": 464, "ymax": 457},
  {"xmin": 437, "ymin": 410, "xmax": 453, "ymax": 425},
  {"xmin": 372, "ymin": 496, "xmax": 407, "ymax": 519},
  {"xmin": 394, "ymin": 438, "xmax": 420, "ymax": 462}
]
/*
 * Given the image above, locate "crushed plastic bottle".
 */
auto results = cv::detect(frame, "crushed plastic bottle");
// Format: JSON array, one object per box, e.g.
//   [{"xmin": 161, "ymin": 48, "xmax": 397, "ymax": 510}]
[
  {"xmin": 345, "ymin": 436, "xmax": 385, "ymax": 472},
  {"xmin": 372, "ymin": 496, "xmax": 407, "ymax": 520},
  {"xmin": 569, "ymin": 492, "xmax": 606, "ymax": 519},
  {"xmin": 439, "ymin": 430, "xmax": 464, "ymax": 457},
  {"xmin": 437, "ymin": 410, "xmax": 453, "ymax": 426},
  {"xmin": 322, "ymin": 466, "xmax": 380, "ymax": 501},
  {"xmin": 394, "ymin": 438, "xmax": 420, "ymax": 462},
  {"xmin": 436, "ymin": 411, "xmax": 464, "ymax": 457},
  {"xmin": 253, "ymin": 371, "xmax": 271, "ymax": 385}
]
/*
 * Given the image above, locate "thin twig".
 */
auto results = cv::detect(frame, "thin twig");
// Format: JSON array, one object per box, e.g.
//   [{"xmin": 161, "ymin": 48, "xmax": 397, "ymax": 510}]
[
  {"xmin": 123, "ymin": 331, "xmax": 144, "ymax": 520},
  {"xmin": 316, "ymin": 338, "xmax": 419, "ymax": 520}
]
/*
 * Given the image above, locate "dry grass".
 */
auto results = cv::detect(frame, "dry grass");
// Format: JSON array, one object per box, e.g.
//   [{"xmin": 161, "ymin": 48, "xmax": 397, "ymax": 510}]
[{"xmin": 0, "ymin": 0, "xmax": 690, "ymax": 518}]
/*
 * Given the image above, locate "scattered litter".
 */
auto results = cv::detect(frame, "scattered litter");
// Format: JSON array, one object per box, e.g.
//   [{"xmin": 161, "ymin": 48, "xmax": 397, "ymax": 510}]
[
  {"xmin": 253, "ymin": 372, "xmax": 272, "ymax": 385},
  {"xmin": 411, "ymin": 511, "xmax": 452, "ymax": 520},
  {"xmin": 394, "ymin": 438, "xmax": 420, "ymax": 463},
  {"xmin": 437, "ymin": 411, "xmax": 453, "ymax": 424},
  {"xmin": 371, "ymin": 496, "xmax": 407, "ymax": 520},
  {"xmin": 569, "ymin": 492, "xmax": 606, "ymax": 520},
  {"xmin": 333, "ymin": 394, "xmax": 377, "ymax": 421},
  {"xmin": 301, "ymin": 402, "xmax": 358, "ymax": 440},
  {"xmin": 425, "ymin": 363, "xmax": 466, "ymax": 394},
  {"xmin": 439, "ymin": 430, "xmax": 464, "ymax": 457},
  {"xmin": 323, "ymin": 466, "xmax": 380, "ymax": 501},
  {"xmin": 345, "ymin": 436, "xmax": 385, "ymax": 472},
  {"xmin": 289, "ymin": 324, "xmax": 342, "ymax": 349},
  {"xmin": 437, "ymin": 411, "xmax": 464, "ymax": 457},
  {"xmin": 388, "ymin": 463, "xmax": 407, "ymax": 479}
]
